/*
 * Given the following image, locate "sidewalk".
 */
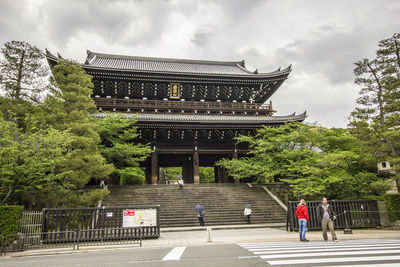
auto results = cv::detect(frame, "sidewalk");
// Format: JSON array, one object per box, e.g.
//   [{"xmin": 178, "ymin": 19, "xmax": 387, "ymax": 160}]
[{"xmin": 3, "ymin": 224, "xmax": 400, "ymax": 258}]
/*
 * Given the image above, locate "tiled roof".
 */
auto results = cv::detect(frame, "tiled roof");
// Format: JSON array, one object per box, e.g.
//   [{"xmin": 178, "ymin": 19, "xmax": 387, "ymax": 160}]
[
  {"xmin": 93, "ymin": 112, "xmax": 307, "ymax": 124},
  {"xmin": 82, "ymin": 51, "xmax": 290, "ymax": 77}
]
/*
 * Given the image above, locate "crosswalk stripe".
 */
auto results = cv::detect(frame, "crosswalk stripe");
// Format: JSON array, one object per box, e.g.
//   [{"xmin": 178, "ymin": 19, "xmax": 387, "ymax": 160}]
[
  {"xmin": 238, "ymin": 239, "xmax": 400, "ymax": 246},
  {"xmin": 259, "ymin": 249, "xmax": 400, "ymax": 259},
  {"xmin": 162, "ymin": 246, "xmax": 186, "ymax": 261},
  {"xmin": 247, "ymin": 243, "xmax": 400, "ymax": 252},
  {"xmin": 267, "ymin": 255, "xmax": 400, "ymax": 265},
  {"xmin": 239, "ymin": 240, "xmax": 400, "ymax": 249},
  {"xmin": 239, "ymin": 239, "xmax": 400, "ymax": 266},
  {"xmin": 252, "ymin": 245, "xmax": 400, "ymax": 254},
  {"xmin": 324, "ymin": 264, "xmax": 400, "ymax": 267}
]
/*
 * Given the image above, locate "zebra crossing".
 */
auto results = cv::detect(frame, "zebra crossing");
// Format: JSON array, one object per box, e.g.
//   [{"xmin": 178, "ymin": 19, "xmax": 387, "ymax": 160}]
[{"xmin": 238, "ymin": 239, "xmax": 400, "ymax": 266}]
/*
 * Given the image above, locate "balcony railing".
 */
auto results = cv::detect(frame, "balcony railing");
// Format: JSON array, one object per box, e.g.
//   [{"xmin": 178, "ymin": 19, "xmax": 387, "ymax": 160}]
[{"xmin": 93, "ymin": 98, "xmax": 275, "ymax": 115}]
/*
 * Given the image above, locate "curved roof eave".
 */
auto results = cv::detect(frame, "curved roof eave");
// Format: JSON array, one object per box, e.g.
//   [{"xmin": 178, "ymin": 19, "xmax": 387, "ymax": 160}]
[{"xmin": 81, "ymin": 64, "xmax": 292, "ymax": 79}]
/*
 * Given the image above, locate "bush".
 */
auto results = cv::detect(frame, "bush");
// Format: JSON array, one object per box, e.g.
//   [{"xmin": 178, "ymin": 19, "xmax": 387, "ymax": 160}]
[
  {"xmin": 370, "ymin": 180, "xmax": 392, "ymax": 195},
  {"xmin": 384, "ymin": 194, "xmax": 400, "ymax": 222},
  {"xmin": 0, "ymin": 205, "xmax": 24, "ymax": 239},
  {"xmin": 117, "ymin": 167, "xmax": 145, "ymax": 185},
  {"xmin": 80, "ymin": 188, "xmax": 110, "ymax": 207}
]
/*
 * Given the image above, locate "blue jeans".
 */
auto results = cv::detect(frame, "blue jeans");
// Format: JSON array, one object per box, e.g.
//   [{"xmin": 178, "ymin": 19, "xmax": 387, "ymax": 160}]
[{"xmin": 298, "ymin": 219, "xmax": 307, "ymax": 240}]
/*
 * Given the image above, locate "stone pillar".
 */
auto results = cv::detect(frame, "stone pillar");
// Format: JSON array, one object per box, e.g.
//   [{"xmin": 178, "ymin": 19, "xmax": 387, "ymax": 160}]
[
  {"xmin": 151, "ymin": 147, "xmax": 158, "ymax": 184},
  {"xmin": 193, "ymin": 147, "xmax": 200, "ymax": 184},
  {"xmin": 233, "ymin": 148, "xmax": 239, "ymax": 183}
]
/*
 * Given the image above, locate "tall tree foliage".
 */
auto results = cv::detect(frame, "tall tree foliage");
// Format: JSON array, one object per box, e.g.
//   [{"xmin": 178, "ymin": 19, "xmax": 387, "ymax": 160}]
[
  {"xmin": 96, "ymin": 114, "xmax": 151, "ymax": 185},
  {"xmin": 0, "ymin": 112, "xmax": 74, "ymax": 208},
  {"xmin": 48, "ymin": 60, "xmax": 113, "ymax": 187},
  {"xmin": 349, "ymin": 33, "xmax": 400, "ymax": 163},
  {"xmin": 217, "ymin": 122, "xmax": 383, "ymax": 199},
  {"xmin": 0, "ymin": 41, "xmax": 48, "ymax": 102}
]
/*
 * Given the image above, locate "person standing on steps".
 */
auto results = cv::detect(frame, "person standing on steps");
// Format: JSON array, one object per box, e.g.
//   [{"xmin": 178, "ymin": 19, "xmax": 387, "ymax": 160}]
[
  {"xmin": 296, "ymin": 199, "xmax": 310, "ymax": 242},
  {"xmin": 244, "ymin": 205, "xmax": 252, "ymax": 224},
  {"xmin": 317, "ymin": 197, "xmax": 338, "ymax": 242},
  {"xmin": 178, "ymin": 177, "xmax": 184, "ymax": 190},
  {"xmin": 198, "ymin": 210, "xmax": 205, "ymax": 226}
]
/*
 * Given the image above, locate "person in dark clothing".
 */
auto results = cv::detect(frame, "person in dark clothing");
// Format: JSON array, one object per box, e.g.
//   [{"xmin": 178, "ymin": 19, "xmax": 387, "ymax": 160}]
[
  {"xmin": 317, "ymin": 197, "xmax": 338, "ymax": 242},
  {"xmin": 198, "ymin": 210, "xmax": 205, "ymax": 226},
  {"xmin": 296, "ymin": 199, "xmax": 310, "ymax": 242}
]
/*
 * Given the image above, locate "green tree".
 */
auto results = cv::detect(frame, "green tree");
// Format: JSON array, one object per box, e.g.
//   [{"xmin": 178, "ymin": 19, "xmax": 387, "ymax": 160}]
[
  {"xmin": 95, "ymin": 114, "xmax": 151, "ymax": 185},
  {"xmin": 217, "ymin": 122, "xmax": 381, "ymax": 199},
  {"xmin": 48, "ymin": 60, "xmax": 113, "ymax": 187},
  {"xmin": 349, "ymin": 33, "xmax": 400, "ymax": 162},
  {"xmin": 0, "ymin": 41, "xmax": 48, "ymax": 102},
  {"xmin": 0, "ymin": 112, "xmax": 75, "ymax": 208}
]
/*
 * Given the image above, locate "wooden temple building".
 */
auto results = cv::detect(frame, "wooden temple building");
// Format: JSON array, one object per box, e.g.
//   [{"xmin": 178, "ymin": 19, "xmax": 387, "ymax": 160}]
[{"xmin": 46, "ymin": 50, "xmax": 306, "ymax": 184}]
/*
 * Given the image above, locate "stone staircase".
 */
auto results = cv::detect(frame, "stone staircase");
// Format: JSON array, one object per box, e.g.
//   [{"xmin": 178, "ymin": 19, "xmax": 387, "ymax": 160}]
[{"xmin": 102, "ymin": 184, "xmax": 286, "ymax": 227}]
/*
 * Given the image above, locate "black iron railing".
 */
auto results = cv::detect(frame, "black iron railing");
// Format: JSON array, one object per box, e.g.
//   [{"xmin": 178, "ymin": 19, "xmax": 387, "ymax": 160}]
[
  {"xmin": 286, "ymin": 200, "xmax": 381, "ymax": 231},
  {"xmin": 42, "ymin": 206, "xmax": 160, "ymax": 241}
]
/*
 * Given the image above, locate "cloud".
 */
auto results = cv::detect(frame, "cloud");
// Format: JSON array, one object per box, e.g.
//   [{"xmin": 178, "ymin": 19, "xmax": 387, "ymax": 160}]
[{"xmin": 0, "ymin": 0, "xmax": 399, "ymax": 128}]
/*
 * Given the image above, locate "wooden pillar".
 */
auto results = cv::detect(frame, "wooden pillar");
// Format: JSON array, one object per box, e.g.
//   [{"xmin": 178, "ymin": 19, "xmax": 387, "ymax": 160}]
[
  {"xmin": 214, "ymin": 166, "xmax": 219, "ymax": 183},
  {"xmin": 183, "ymin": 156, "xmax": 194, "ymax": 183},
  {"xmin": 151, "ymin": 147, "xmax": 158, "ymax": 185},
  {"xmin": 233, "ymin": 148, "xmax": 239, "ymax": 183},
  {"xmin": 193, "ymin": 147, "xmax": 200, "ymax": 184},
  {"xmin": 145, "ymin": 165, "xmax": 152, "ymax": 184}
]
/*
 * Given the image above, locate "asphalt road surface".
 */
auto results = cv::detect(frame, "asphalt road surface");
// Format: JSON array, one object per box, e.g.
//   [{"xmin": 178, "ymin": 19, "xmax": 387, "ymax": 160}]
[{"xmin": 2, "ymin": 239, "xmax": 400, "ymax": 266}]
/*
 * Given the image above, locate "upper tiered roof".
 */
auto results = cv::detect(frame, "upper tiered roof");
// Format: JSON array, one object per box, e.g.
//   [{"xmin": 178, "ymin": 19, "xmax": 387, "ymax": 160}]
[{"xmin": 47, "ymin": 49, "xmax": 291, "ymax": 78}]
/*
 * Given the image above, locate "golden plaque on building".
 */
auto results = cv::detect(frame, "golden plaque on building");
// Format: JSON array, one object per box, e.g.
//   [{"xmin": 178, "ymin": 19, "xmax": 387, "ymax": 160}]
[{"xmin": 169, "ymin": 83, "xmax": 181, "ymax": 99}]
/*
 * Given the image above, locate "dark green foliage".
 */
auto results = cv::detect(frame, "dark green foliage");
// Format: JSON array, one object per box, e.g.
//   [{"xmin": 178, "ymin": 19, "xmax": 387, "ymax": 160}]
[
  {"xmin": 0, "ymin": 205, "xmax": 23, "ymax": 239},
  {"xmin": 384, "ymin": 194, "xmax": 400, "ymax": 221}
]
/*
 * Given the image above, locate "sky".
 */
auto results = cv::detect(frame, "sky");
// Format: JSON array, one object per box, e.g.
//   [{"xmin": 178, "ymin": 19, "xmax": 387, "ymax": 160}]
[{"xmin": 1, "ymin": 0, "xmax": 399, "ymax": 128}]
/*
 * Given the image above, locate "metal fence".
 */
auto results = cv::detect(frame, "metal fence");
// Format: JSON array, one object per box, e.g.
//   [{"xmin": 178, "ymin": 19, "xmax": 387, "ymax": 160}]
[
  {"xmin": 42, "ymin": 205, "xmax": 160, "ymax": 241},
  {"xmin": 0, "ymin": 228, "xmax": 143, "ymax": 256},
  {"xmin": 19, "ymin": 211, "xmax": 43, "ymax": 235},
  {"xmin": 286, "ymin": 200, "xmax": 381, "ymax": 231}
]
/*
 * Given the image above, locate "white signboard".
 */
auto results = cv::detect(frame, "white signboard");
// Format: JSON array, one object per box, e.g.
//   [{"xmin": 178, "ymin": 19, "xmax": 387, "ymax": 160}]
[{"xmin": 122, "ymin": 209, "xmax": 157, "ymax": 227}]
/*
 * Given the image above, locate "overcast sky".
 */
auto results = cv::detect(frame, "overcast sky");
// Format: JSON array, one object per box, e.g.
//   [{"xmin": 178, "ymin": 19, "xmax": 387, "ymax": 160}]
[{"xmin": 1, "ymin": 0, "xmax": 399, "ymax": 128}]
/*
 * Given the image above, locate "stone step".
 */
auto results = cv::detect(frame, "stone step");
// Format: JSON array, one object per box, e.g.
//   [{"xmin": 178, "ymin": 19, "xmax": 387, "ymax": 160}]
[{"xmin": 103, "ymin": 184, "xmax": 286, "ymax": 228}]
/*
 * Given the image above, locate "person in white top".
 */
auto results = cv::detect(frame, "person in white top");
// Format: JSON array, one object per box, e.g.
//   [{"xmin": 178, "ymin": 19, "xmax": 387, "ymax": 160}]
[
  {"xmin": 178, "ymin": 178, "xmax": 184, "ymax": 190},
  {"xmin": 244, "ymin": 207, "xmax": 252, "ymax": 224}
]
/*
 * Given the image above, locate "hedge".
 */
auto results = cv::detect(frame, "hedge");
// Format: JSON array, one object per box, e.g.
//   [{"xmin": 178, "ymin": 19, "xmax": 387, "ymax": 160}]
[
  {"xmin": 384, "ymin": 194, "xmax": 400, "ymax": 222},
  {"xmin": 0, "ymin": 205, "xmax": 24, "ymax": 239}
]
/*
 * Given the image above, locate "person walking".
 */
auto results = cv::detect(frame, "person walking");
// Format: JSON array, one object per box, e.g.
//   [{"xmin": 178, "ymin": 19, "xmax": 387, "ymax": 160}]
[
  {"xmin": 296, "ymin": 199, "xmax": 310, "ymax": 242},
  {"xmin": 178, "ymin": 177, "xmax": 184, "ymax": 190},
  {"xmin": 317, "ymin": 197, "xmax": 338, "ymax": 242},
  {"xmin": 244, "ymin": 205, "xmax": 252, "ymax": 224},
  {"xmin": 198, "ymin": 210, "xmax": 205, "ymax": 226}
]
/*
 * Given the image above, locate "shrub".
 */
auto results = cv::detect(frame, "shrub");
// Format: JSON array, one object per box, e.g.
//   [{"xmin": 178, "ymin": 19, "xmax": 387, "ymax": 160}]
[
  {"xmin": 117, "ymin": 167, "xmax": 145, "ymax": 185},
  {"xmin": 0, "ymin": 205, "xmax": 24, "ymax": 239},
  {"xmin": 384, "ymin": 194, "xmax": 400, "ymax": 221},
  {"xmin": 80, "ymin": 188, "xmax": 110, "ymax": 207}
]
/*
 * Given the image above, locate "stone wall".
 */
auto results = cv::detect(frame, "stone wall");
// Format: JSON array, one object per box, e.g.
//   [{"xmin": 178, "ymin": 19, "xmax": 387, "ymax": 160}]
[{"xmin": 264, "ymin": 182, "xmax": 292, "ymax": 204}]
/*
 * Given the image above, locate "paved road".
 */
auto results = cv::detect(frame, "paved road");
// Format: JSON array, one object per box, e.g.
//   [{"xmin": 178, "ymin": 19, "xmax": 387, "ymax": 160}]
[
  {"xmin": 0, "ymin": 244, "xmax": 266, "ymax": 267},
  {"xmin": 239, "ymin": 238, "xmax": 400, "ymax": 266},
  {"xmin": 3, "ymin": 239, "xmax": 400, "ymax": 266}
]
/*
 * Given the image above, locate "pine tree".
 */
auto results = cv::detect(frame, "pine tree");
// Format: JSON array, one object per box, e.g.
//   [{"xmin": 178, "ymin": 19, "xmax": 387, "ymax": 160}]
[
  {"xmin": 349, "ymin": 33, "xmax": 400, "ymax": 160},
  {"xmin": 49, "ymin": 60, "xmax": 113, "ymax": 187},
  {"xmin": 0, "ymin": 41, "xmax": 48, "ymax": 102}
]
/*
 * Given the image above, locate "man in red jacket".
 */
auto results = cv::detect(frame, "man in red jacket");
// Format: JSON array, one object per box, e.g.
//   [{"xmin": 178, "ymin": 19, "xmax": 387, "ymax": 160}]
[{"xmin": 296, "ymin": 199, "xmax": 310, "ymax": 242}]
